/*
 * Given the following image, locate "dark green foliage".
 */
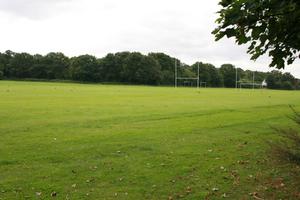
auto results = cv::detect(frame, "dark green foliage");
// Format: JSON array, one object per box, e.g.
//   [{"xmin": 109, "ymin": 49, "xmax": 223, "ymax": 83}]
[
  {"xmin": 69, "ymin": 55, "xmax": 100, "ymax": 82},
  {"xmin": 8, "ymin": 52, "xmax": 34, "ymax": 78},
  {"xmin": 100, "ymin": 52, "xmax": 162, "ymax": 85},
  {"xmin": 29, "ymin": 53, "xmax": 70, "ymax": 79},
  {"xmin": 0, "ymin": 50, "xmax": 297, "ymax": 89},
  {"xmin": 213, "ymin": 0, "xmax": 300, "ymax": 69},
  {"xmin": 0, "ymin": 50, "xmax": 14, "ymax": 77},
  {"xmin": 148, "ymin": 53, "xmax": 176, "ymax": 85},
  {"xmin": 270, "ymin": 108, "xmax": 300, "ymax": 164},
  {"xmin": 0, "ymin": 71, "xmax": 3, "ymax": 80},
  {"xmin": 29, "ymin": 54, "xmax": 48, "ymax": 79},
  {"xmin": 191, "ymin": 62, "xmax": 223, "ymax": 87},
  {"xmin": 266, "ymin": 71, "xmax": 296, "ymax": 90},
  {"xmin": 220, "ymin": 64, "xmax": 236, "ymax": 87},
  {"xmin": 43, "ymin": 53, "xmax": 70, "ymax": 79},
  {"xmin": 121, "ymin": 52, "xmax": 162, "ymax": 84},
  {"xmin": 100, "ymin": 52, "xmax": 129, "ymax": 82}
]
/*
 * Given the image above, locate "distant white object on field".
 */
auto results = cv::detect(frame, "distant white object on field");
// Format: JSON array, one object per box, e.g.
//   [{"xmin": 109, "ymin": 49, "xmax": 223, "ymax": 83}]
[{"xmin": 262, "ymin": 79, "xmax": 267, "ymax": 87}]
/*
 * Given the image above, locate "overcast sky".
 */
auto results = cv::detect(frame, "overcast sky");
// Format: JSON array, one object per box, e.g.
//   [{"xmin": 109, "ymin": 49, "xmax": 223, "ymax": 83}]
[{"xmin": 0, "ymin": 0, "xmax": 299, "ymax": 77}]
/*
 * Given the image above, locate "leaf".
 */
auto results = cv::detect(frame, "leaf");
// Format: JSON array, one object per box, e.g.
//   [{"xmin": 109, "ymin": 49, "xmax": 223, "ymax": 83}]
[
  {"xmin": 225, "ymin": 28, "xmax": 236, "ymax": 38},
  {"xmin": 50, "ymin": 191, "xmax": 57, "ymax": 197},
  {"xmin": 36, "ymin": 192, "xmax": 42, "ymax": 196}
]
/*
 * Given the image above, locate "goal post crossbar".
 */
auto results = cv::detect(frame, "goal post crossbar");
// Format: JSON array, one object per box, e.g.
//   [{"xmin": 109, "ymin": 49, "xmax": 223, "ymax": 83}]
[
  {"xmin": 238, "ymin": 82, "xmax": 263, "ymax": 89},
  {"xmin": 175, "ymin": 60, "xmax": 200, "ymax": 88},
  {"xmin": 235, "ymin": 68, "xmax": 267, "ymax": 89},
  {"xmin": 176, "ymin": 77, "xmax": 199, "ymax": 80}
]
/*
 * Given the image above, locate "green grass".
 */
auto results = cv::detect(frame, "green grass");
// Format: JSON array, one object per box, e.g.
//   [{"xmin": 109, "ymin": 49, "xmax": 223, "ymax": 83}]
[{"xmin": 0, "ymin": 80, "xmax": 300, "ymax": 199}]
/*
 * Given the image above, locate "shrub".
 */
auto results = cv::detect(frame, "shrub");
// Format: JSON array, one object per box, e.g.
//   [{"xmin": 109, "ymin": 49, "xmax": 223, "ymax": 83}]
[
  {"xmin": 269, "ymin": 107, "xmax": 300, "ymax": 164},
  {"xmin": 282, "ymin": 81, "xmax": 294, "ymax": 90},
  {"xmin": 0, "ymin": 71, "xmax": 3, "ymax": 80}
]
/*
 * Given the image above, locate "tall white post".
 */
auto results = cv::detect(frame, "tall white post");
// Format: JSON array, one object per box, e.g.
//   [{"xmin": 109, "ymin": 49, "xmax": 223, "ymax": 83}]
[
  {"xmin": 235, "ymin": 67, "xmax": 238, "ymax": 89},
  {"xmin": 197, "ymin": 62, "xmax": 200, "ymax": 89},
  {"xmin": 175, "ymin": 59, "xmax": 177, "ymax": 88},
  {"xmin": 253, "ymin": 71, "xmax": 255, "ymax": 89}
]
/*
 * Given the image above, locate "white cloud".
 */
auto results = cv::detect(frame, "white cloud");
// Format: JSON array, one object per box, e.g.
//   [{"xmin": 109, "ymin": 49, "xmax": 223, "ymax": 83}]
[
  {"xmin": 0, "ymin": 0, "xmax": 76, "ymax": 19},
  {"xmin": 0, "ymin": 0, "xmax": 299, "ymax": 77}
]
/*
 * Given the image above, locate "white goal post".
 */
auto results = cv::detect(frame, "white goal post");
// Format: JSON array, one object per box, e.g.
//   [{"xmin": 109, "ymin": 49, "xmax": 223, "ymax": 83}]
[
  {"xmin": 238, "ymin": 82, "xmax": 263, "ymax": 89},
  {"xmin": 235, "ymin": 68, "xmax": 267, "ymax": 89},
  {"xmin": 175, "ymin": 60, "xmax": 200, "ymax": 88},
  {"xmin": 200, "ymin": 82, "xmax": 207, "ymax": 88}
]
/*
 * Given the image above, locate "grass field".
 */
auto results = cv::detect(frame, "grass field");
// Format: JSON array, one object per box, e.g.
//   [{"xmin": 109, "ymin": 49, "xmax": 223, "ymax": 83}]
[{"xmin": 1, "ymin": 81, "xmax": 300, "ymax": 200}]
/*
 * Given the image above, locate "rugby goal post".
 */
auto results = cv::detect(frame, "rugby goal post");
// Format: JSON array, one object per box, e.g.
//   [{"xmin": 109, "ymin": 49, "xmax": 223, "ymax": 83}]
[
  {"xmin": 238, "ymin": 82, "xmax": 263, "ymax": 89},
  {"xmin": 175, "ymin": 60, "xmax": 200, "ymax": 88},
  {"xmin": 235, "ymin": 68, "xmax": 267, "ymax": 89},
  {"xmin": 199, "ymin": 82, "xmax": 207, "ymax": 88}
]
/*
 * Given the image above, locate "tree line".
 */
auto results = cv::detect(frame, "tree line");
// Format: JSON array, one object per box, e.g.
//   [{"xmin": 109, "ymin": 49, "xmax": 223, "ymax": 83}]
[{"xmin": 0, "ymin": 50, "xmax": 298, "ymax": 90}]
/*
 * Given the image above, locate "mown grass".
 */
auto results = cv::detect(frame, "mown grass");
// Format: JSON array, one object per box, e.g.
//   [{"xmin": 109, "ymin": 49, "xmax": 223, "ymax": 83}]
[{"xmin": 0, "ymin": 80, "xmax": 300, "ymax": 199}]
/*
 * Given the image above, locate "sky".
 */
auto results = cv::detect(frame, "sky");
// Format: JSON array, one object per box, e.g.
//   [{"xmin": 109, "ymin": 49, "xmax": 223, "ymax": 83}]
[{"xmin": 0, "ymin": 0, "xmax": 299, "ymax": 77}]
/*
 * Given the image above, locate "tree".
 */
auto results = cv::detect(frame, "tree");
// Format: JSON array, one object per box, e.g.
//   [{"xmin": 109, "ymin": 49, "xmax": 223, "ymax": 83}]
[
  {"xmin": 121, "ymin": 52, "xmax": 162, "ymax": 85},
  {"xmin": 0, "ymin": 50, "xmax": 297, "ymax": 89},
  {"xmin": 213, "ymin": 0, "xmax": 300, "ymax": 69},
  {"xmin": 9, "ymin": 52, "xmax": 34, "ymax": 78},
  {"xmin": 99, "ymin": 52, "xmax": 130, "ymax": 82},
  {"xmin": 43, "ymin": 52, "xmax": 70, "ymax": 79},
  {"xmin": 219, "ymin": 64, "xmax": 236, "ymax": 87},
  {"xmin": 0, "ymin": 50, "xmax": 15, "ymax": 78},
  {"xmin": 192, "ymin": 62, "xmax": 223, "ymax": 87},
  {"xmin": 29, "ymin": 54, "xmax": 48, "ymax": 79},
  {"xmin": 266, "ymin": 70, "xmax": 296, "ymax": 89},
  {"xmin": 148, "ymin": 53, "xmax": 176, "ymax": 85},
  {"xmin": 0, "ymin": 53, "xmax": 5, "ymax": 78},
  {"xmin": 135, "ymin": 56, "xmax": 162, "ymax": 85},
  {"xmin": 69, "ymin": 55, "xmax": 100, "ymax": 82}
]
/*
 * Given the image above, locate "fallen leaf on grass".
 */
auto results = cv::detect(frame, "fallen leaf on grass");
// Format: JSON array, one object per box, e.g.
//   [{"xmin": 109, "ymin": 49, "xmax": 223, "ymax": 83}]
[
  {"xmin": 86, "ymin": 178, "xmax": 94, "ymax": 183},
  {"xmin": 237, "ymin": 160, "xmax": 249, "ymax": 165},
  {"xmin": 176, "ymin": 193, "xmax": 184, "ymax": 198},
  {"xmin": 222, "ymin": 193, "xmax": 227, "ymax": 198},
  {"xmin": 271, "ymin": 178, "xmax": 285, "ymax": 189},
  {"xmin": 230, "ymin": 170, "xmax": 240, "ymax": 185},
  {"xmin": 89, "ymin": 166, "xmax": 98, "ymax": 170},
  {"xmin": 186, "ymin": 186, "xmax": 192, "ymax": 194},
  {"xmin": 249, "ymin": 192, "xmax": 264, "ymax": 200},
  {"xmin": 220, "ymin": 166, "xmax": 227, "ymax": 171},
  {"xmin": 36, "ymin": 192, "xmax": 42, "ymax": 196},
  {"xmin": 50, "ymin": 191, "xmax": 57, "ymax": 197}
]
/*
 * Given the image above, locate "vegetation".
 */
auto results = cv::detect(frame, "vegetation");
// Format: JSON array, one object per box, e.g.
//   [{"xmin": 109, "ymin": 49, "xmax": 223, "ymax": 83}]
[
  {"xmin": 213, "ymin": 0, "xmax": 300, "ymax": 69},
  {"xmin": 270, "ymin": 108, "xmax": 300, "ymax": 164},
  {"xmin": 0, "ymin": 81, "xmax": 300, "ymax": 199},
  {"xmin": 0, "ymin": 50, "xmax": 298, "ymax": 89}
]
